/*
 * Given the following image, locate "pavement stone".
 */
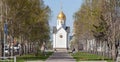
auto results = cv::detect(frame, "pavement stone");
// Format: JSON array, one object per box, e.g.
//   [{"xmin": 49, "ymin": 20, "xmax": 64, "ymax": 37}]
[
  {"xmin": 45, "ymin": 51, "xmax": 76, "ymax": 62},
  {"xmin": 25, "ymin": 60, "xmax": 44, "ymax": 62}
]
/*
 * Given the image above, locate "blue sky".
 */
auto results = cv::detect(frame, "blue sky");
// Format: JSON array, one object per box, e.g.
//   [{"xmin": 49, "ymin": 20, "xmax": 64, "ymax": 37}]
[{"xmin": 44, "ymin": 0, "xmax": 83, "ymax": 35}]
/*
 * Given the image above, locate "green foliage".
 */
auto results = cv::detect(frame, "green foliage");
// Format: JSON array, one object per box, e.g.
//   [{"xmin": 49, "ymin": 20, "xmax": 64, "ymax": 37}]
[
  {"xmin": 73, "ymin": 0, "xmax": 120, "ymax": 61},
  {"xmin": 73, "ymin": 0, "xmax": 104, "ymax": 47},
  {"xmin": 92, "ymin": 15, "xmax": 109, "ymax": 41},
  {"xmin": 72, "ymin": 52, "xmax": 112, "ymax": 62},
  {"xmin": 17, "ymin": 52, "xmax": 53, "ymax": 61},
  {"xmin": 0, "ymin": 0, "xmax": 51, "ymax": 56},
  {"xmin": 1, "ymin": 0, "xmax": 51, "ymax": 43},
  {"xmin": 46, "ymin": 41, "xmax": 52, "ymax": 49},
  {"xmin": 16, "ymin": 52, "xmax": 53, "ymax": 62}
]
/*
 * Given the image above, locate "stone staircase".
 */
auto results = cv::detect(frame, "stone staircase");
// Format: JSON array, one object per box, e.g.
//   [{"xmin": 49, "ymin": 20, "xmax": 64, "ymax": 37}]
[{"xmin": 54, "ymin": 48, "xmax": 68, "ymax": 52}]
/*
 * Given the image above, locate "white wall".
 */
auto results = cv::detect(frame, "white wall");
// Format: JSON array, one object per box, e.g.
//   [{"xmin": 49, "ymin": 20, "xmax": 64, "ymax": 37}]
[
  {"xmin": 57, "ymin": 19, "xmax": 66, "ymax": 29},
  {"xmin": 53, "ymin": 34, "xmax": 56, "ymax": 48},
  {"xmin": 53, "ymin": 28, "xmax": 67, "ymax": 48}
]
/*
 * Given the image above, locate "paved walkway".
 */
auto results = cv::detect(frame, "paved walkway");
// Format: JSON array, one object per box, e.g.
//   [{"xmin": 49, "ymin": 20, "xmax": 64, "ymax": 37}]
[
  {"xmin": 25, "ymin": 52, "xmax": 107, "ymax": 62},
  {"xmin": 25, "ymin": 60, "xmax": 44, "ymax": 62},
  {"xmin": 45, "ymin": 52, "xmax": 76, "ymax": 62}
]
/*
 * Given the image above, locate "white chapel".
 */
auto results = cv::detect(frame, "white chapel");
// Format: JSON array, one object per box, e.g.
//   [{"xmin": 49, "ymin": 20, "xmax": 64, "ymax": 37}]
[{"xmin": 53, "ymin": 10, "xmax": 70, "ymax": 51}]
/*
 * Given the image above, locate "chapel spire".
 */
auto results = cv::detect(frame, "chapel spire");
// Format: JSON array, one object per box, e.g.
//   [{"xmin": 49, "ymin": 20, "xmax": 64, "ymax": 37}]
[{"xmin": 57, "ymin": 1, "xmax": 66, "ymax": 21}]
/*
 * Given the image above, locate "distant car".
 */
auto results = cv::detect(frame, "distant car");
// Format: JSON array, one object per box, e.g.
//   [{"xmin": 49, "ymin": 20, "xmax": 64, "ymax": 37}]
[
  {"xmin": 14, "ymin": 46, "xmax": 19, "ymax": 52},
  {"xmin": 4, "ymin": 44, "xmax": 9, "ymax": 55},
  {"xmin": 5, "ymin": 48, "xmax": 9, "ymax": 54}
]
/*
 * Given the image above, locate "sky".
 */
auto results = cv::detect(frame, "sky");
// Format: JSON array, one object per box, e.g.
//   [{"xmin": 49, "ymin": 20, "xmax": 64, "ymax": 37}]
[{"xmin": 44, "ymin": 0, "xmax": 83, "ymax": 35}]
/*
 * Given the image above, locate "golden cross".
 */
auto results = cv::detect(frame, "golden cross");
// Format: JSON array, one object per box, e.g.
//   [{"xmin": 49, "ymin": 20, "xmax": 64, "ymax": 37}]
[{"xmin": 60, "ymin": 0, "xmax": 62, "ymax": 11}]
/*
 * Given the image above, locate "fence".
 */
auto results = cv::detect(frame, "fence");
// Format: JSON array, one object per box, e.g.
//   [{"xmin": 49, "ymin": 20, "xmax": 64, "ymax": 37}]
[{"xmin": 0, "ymin": 56, "xmax": 16, "ymax": 62}]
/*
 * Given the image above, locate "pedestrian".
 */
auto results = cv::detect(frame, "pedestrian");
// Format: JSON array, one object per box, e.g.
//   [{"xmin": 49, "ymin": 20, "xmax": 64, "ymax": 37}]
[
  {"xmin": 55, "ymin": 49, "xmax": 57, "ymax": 52},
  {"xmin": 72, "ymin": 48, "xmax": 75, "ymax": 53}
]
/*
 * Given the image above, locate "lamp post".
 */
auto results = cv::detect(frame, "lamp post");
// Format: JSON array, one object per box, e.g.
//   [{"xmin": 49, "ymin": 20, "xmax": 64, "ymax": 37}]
[
  {"xmin": 3, "ymin": 22, "xmax": 7, "ymax": 58},
  {"xmin": 3, "ymin": 1, "xmax": 8, "ymax": 58},
  {"xmin": 0, "ymin": 0, "xmax": 2, "ymax": 57}
]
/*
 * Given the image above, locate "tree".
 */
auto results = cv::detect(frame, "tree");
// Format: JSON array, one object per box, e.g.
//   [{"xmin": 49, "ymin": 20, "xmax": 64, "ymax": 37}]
[
  {"xmin": 73, "ymin": 0, "xmax": 120, "ymax": 61},
  {"xmin": 92, "ymin": 15, "xmax": 109, "ymax": 59},
  {"xmin": 73, "ymin": 0, "xmax": 103, "ymax": 51},
  {"xmin": 0, "ymin": 0, "xmax": 51, "ymax": 55}
]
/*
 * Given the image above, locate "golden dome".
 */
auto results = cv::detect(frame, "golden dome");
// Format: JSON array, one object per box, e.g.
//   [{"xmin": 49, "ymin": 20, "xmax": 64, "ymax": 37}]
[{"xmin": 57, "ymin": 11, "xmax": 66, "ymax": 20}]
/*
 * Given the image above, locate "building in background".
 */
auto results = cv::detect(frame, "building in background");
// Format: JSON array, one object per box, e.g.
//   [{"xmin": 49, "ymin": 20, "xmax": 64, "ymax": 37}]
[{"xmin": 53, "ymin": 10, "xmax": 70, "ymax": 51}]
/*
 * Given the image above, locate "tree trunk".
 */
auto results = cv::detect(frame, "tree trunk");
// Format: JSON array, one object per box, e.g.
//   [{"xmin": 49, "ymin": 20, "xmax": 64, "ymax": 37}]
[
  {"xmin": 0, "ymin": 31, "xmax": 2, "ymax": 57},
  {"xmin": 112, "ymin": 43, "xmax": 116, "ymax": 61},
  {"xmin": 0, "ymin": 42, "xmax": 1, "ymax": 57},
  {"xmin": 95, "ymin": 40, "xmax": 97, "ymax": 54}
]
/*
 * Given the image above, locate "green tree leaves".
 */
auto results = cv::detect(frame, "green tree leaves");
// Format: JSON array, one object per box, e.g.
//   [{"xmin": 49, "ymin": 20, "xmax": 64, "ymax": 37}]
[
  {"xmin": 92, "ymin": 15, "xmax": 108, "ymax": 41},
  {"xmin": 1, "ymin": 0, "xmax": 51, "ymax": 44},
  {"xmin": 73, "ymin": 0, "xmax": 120, "ymax": 60}
]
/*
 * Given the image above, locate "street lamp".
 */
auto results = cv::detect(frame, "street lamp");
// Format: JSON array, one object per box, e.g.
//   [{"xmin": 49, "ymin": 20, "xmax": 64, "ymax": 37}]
[
  {"xmin": 2, "ymin": 1, "xmax": 8, "ymax": 58},
  {"xmin": 3, "ymin": 22, "xmax": 8, "ymax": 58}
]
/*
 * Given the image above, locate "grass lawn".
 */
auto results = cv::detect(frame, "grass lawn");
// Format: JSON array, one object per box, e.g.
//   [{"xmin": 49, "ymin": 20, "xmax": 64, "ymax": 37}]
[
  {"xmin": 0, "ymin": 52, "xmax": 53, "ymax": 62},
  {"xmin": 71, "ymin": 52, "xmax": 112, "ymax": 62}
]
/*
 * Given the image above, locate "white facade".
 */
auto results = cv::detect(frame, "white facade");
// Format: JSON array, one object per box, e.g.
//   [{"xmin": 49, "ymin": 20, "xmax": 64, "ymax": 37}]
[
  {"xmin": 57, "ymin": 19, "xmax": 66, "ymax": 29},
  {"xmin": 53, "ymin": 28, "xmax": 67, "ymax": 48},
  {"xmin": 53, "ymin": 11, "xmax": 70, "ymax": 50}
]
